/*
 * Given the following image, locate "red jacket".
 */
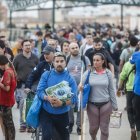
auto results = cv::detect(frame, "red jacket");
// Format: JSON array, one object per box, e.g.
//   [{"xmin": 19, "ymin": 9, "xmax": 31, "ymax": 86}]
[{"xmin": 0, "ymin": 68, "xmax": 16, "ymax": 107}]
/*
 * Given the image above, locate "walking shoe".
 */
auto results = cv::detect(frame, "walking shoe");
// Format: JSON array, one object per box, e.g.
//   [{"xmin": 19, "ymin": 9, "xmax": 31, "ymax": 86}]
[
  {"xmin": 19, "ymin": 126, "xmax": 26, "ymax": 132},
  {"xmin": 68, "ymin": 123, "xmax": 73, "ymax": 134},
  {"xmin": 131, "ymin": 130, "xmax": 137, "ymax": 140},
  {"xmin": 26, "ymin": 127, "xmax": 35, "ymax": 133},
  {"xmin": 77, "ymin": 127, "xmax": 81, "ymax": 135}
]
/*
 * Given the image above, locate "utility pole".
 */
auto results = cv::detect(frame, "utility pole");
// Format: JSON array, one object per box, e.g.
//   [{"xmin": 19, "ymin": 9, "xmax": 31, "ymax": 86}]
[
  {"xmin": 121, "ymin": 4, "xmax": 124, "ymax": 30},
  {"xmin": 9, "ymin": 10, "xmax": 12, "ymax": 41},
  {"xmin": 52, "ymin": 0, "xmax": 56, "ymax": 32}
]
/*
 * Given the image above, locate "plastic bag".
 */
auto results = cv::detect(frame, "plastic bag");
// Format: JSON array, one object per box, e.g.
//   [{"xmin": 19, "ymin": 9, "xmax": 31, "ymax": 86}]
[
  {"xmin": 45, "ymin": 81, "xmax": 73, "ymax": 101},
  {"xmin": 25, "ymin": 91, "xmax": 35, "ymax": 118},
  {"xmin": 26, "ymin": 95, "xmax": 42, "ymax": 128},
  {"xmin": 110, "ymin": 111, "xmax": 122, "ymax": 128}
]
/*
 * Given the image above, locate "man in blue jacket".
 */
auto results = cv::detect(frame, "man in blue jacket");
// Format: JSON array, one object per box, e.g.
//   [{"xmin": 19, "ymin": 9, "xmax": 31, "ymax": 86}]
[
  {"xmin": 130, "ymin": 49, "xmax": 140, "ymax": 140},
  {"xmin": 37, "ymin": 52, "xmax": 77, "ymax": 140}
]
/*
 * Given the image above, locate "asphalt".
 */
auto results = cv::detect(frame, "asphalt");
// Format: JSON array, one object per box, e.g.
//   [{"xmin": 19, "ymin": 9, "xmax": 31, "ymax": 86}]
[{"xmin": 0, "ymin": 95, "xmax": 131, "ymax": 140}]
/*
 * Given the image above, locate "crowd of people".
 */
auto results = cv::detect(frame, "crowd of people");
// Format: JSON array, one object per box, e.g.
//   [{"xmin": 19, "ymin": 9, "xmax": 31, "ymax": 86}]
[{"xmin": 0, "ymin": 22, "xmax": 140, "ymax": 140}]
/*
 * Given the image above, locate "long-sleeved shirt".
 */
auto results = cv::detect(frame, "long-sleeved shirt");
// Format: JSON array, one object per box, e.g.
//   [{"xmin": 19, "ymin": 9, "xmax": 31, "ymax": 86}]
[
  {"xmin": 37, "ymin": 69, "xmax": 78, "ymax": 114},
  {"xmin": 82, "ymin": 69, "xmax": 118, "ymax": 110},
  {"xmin": 119, "ymin": 62, "xmax": 135, "ymax": 91},
  {"xmin": 13, "ymin": 53, "xmax": 38, "ymax": 83}
]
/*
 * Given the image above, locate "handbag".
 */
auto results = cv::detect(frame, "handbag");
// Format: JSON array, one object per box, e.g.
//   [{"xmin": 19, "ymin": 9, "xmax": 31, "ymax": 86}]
[
  {"xmin": 82, "ymin": 70, "xmax": 91, "ymax": 108},
  {"xmin": 26, "ymin": 95, "xmax": 42, "ymax": 128}
]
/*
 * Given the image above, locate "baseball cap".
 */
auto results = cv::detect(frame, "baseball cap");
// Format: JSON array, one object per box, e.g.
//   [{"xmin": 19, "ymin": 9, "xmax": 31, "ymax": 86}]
[{"xmin": 42, "ymin": 46, "xmax": 55, "ymax": 54}]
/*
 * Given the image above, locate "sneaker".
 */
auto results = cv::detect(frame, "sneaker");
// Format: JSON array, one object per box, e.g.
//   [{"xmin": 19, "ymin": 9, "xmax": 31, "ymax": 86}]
[
  {"xmin": 68, "ymin": 123, "xmax": 73, "ymax": 134},
  {"xmin": 19, "ymin": 126, "xmax": 26, "ymax": 132},
  {"xmin": 77, "ymin": 127, "xmax": 81, "ymax": 135},
  {"xmin": 27, "ymin": 127, "xmax": 35, "ymax": 133}
]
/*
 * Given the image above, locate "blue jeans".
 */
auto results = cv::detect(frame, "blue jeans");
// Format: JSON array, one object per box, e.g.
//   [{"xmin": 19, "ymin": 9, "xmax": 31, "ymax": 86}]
[
  {"xmin": 39, "ymin": 108, "xmax": 70, "ymax": 140},
  {"xmin": 15, "ymin": 84, "xmax": 27, "ymax": 126}
]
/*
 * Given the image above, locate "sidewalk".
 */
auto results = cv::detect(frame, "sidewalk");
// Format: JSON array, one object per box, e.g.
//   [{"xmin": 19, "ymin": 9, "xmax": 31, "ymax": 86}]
[{"xmin": 0, "ymin": 96, "xmax": 131, "ymax": 140}]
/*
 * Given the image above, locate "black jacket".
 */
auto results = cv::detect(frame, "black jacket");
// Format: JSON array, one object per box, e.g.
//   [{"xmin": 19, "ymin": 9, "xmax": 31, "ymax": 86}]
[
  {"xmin": 85, "ymin": 47, "xmax": 114, "ymax": 67},
  {"xmin": 25, "ymin": 60, "xmax": 54, "ymax": 89}
]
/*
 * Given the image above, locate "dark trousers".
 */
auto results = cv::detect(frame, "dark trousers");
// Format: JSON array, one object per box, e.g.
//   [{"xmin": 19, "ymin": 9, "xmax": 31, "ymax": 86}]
[
  {"xmin": 1, "ymin": 106, "xmax": 15, "ymax": 140},
  {"xmin": 39, "ymin": 108, "xmax": 70, "ymax": 140},
  {"xmin": 126, "ymin": 91, "xmax": 135, "ymax": 129},
  {"xmin": 133, "ymin": 94, "xmax": 140, "ymax": 131}
]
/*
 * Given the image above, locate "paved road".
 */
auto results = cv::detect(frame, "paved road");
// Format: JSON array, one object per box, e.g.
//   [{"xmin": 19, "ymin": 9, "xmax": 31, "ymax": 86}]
[{"xmin": 0, "ymin": 96, "xmax": 131, "ymax": 140}]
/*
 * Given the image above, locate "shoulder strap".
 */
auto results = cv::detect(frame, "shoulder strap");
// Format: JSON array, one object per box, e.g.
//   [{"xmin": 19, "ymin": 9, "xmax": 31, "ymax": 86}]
[
  {"xmin": 66, "ymin": 55, "xmax": 86, "ymax": 68},
  {"xmin": 66, "ymin": 55, "xmax": 71, "ymax": 66},
  {"xmin": 46, "ymin": 70, "xmax": 52, "ymax": 82},
  {"xmin": 127, "ymin": 48, "xmax": 131, "ymax": 54},
  {"xmin": 127, "ymin": 48, "xmax": 134, "ymax": 55},
  {"xmin": 81, "ymin": 55, "xmax": 86, "ymax": 70},
  {"xmin": 125, "ymin": 65, "xmax": 135, "ymax": 82},
  {"xmin": 84, "ymin": 70, "xmax": 91, "ymax": 84},
  {"xmin": 121, "ymin": 65, "xmax": 135, "ymax": 92}
]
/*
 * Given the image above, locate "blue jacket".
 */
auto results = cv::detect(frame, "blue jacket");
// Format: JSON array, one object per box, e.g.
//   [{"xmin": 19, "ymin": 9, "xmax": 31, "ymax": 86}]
[
  {"xmin": 37, "ymin": 69, "xmax": 78, "ymax": 114},
  {"xmin": 130, "ymin": 51, "xmax": 140, "ymax": 95},
  {"xmin": 25, "ymin": 60, "xmax": 53, "ymax": 89}
]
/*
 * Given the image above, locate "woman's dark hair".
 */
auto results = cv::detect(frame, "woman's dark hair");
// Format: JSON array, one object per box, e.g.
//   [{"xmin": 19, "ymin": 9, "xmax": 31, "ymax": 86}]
[
  {"xmin": 0, "ymin": 55, "xmax": 9, "ymax": 65},
  {"xmin": 0, "ymin": 54, "xmax": 17, "ymax": 77},
  {"xmin": 93, "ymin": 53, "xmax": 107, "ymax": 68}
]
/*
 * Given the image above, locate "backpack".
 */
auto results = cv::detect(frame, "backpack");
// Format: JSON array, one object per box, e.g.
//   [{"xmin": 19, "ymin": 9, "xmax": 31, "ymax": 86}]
[
  {"xmin": 66, "ymin": 55, "xmax": 87, "ymax": 71},
  {"xmin": 102, "ymin": 40, "xmax": 111, "ymax": 54}
]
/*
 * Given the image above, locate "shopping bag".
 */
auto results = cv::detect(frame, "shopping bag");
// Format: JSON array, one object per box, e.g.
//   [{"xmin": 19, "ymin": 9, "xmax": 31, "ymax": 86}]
[
  {"xmin": 26, "ymin": 95, "xmax": 42, "ymax": 128},
  {"xmin": 110, "ymin": 111, "xmax": 122, "ymax": 128},
  {"xmin": 82, "ymin": 70, "xmax": 91, "ymax": 108},
  {"xmin": 25, "ymin": 91, "xmax": 35, "ymax": 118}
]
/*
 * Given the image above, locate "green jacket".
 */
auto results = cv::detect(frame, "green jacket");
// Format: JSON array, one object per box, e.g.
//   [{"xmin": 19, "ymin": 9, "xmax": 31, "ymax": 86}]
[{"xmin": 119, "ymin": 62, "xmax": 135, "ymax": 91}]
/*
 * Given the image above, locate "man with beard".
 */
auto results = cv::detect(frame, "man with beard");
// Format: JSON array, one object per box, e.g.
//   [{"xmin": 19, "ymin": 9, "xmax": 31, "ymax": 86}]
[
  {"xmin": 37, "ymin": 52, "xmax": 77, "ymax": 140},
  {"xmin": 66, "ymin": 42, "xmax": 91, "ymax": 135},
  {"xmin": 13, "ymin": 39, "xmax": 38, "ymax": 132},
  {"xmin": 85, "ymin": 37, "xmax": 114, "ymax": 76}
]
